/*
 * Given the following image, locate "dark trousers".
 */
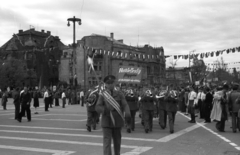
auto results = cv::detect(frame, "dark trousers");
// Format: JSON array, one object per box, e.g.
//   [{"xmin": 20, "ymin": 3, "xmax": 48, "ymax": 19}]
[
  {"xmin": 143, "ymin": 109, "xmax": 154, "ymax": 130},
  {"xmin": 87, "ymin": 111, "xmax": 98, "ymax": 128},
  {"xmin": 198, "ymin": 100, "xmax": 204, "ymax": 119},
  {"xmin": 188, "ymin": 100, "xmax": 195, "ymax": 122},
  {"xmin": 167, "ymin": 111, "xmax": 176, "ymax": 132},
  {"xmin": 232, "ymin": 112, "xmax": 240, "ymax": 132},
  {"xmin": 204, "ymin": 107, "xmax": 212, "ymax": 122},
  {"xmin": 81, "ymin": 97, "xmax": 84, "ymax": 106},
  {"xmin": 19, "ymin": 104, "xmax": 31, "ymax": 121},
  {"xmin": 14, "ymin": 102, "xmax": 20, "ymax": 119},
  {"xmin": 103, "ymin": 127, "xmax": 122, "ymax": 155},
  {"xmin": 126, "ymin": 110, "xmax": 136, "ymax": 130},
  {"xmin": 2, "ymin": 101, "xmax": 7, "ymax": 110},
  {"xmin": 216, "ymin": 118, "xmax": 225, "ymax": 131},
  {"xmin": 159, "ymin": 109, "xmax": 167, "ymax": 129},
  {"xmin": 62, "ymin": 98, "xmax": 66, "ymax": 108},
  {"xmin": 55, "ymin": 98, "xmax": 59, "ymax": 106},
  {"xmin": 44, "ymin": 98, "xmax": 49, "ymax": 111}
]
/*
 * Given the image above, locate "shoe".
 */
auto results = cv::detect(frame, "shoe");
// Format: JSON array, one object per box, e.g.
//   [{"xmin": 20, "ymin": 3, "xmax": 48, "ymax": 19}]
[
  {"xmin": 127, "ymin": 128, "xmax": 131, "ymax": 133},
  {"xmin": 87, "ymin": 126, "xmax": 91, "ymax": 132},
  {"xmin": 45, "ymin": 110, "xmax": 49, "ymax": 112},
  {"xmin": 141, "ymin": 122, "xmax": 144, "ymax": 126},
  {"xmin": 188, "ymin": 121, "xmax": 196, "ymax": 123},
  {"xmin": 28, "ymin": 120, "xmax": 31, "ymax": 122},
  {"xmin": 185, "ymin": 113, "xmax": 188, "ymax": 115},
  {"xmin": 93, "ymin": 125, "xmax": 96, "ymax": 130},
  {"xmin": 233, "ymin": 130, "xmax": 236, "ymax": 133},
  {"xmin": 34, "ymin": 112, "xmax": 38, "ymax": 114},
  {"xmin": 170, "ymin": 130, "xmax": 174, "ymax": 134},
  {"xmin": 17, "ymin": 119, "xmax": 21, "ymax": 123},
  {"xmin": 131, "ymin": 128, "xmax": 134, "ymax": 131},
  {"xmin": 188, "ymin": 120, "xmax": 192, "ymax": 123},
  {"xmin": 145, "ymin": 129, "xmax": 149, "ymax": 133}
]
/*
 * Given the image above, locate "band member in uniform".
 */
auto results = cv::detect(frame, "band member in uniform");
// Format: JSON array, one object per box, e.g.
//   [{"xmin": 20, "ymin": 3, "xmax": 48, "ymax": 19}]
[
  {"xmin": 95, "ymin": 75, "xmax": 131, "ymax": 155},
  {"xmin": 139, "ymin": 89, "xmax": 157, "ymax": 133},
  {"xmin": 165, "ymin": 85, "xmax": 178, "ymax": 134},
  {"xmin": 85, "ymin": 88, "xmax": 99, "ymax": 132},
  {"xmin": 157, "ymin": 87, "xmax": 167, "ymax": 129},
  {"xmin": 125, "ymin": 89, "xmax": 138, "ymax": 133}
]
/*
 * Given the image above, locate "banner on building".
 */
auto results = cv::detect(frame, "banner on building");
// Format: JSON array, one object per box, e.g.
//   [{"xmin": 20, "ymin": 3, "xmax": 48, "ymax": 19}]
[{"xmin": 117, "ymin": 66, "xmax": 142, "ymax": 83}]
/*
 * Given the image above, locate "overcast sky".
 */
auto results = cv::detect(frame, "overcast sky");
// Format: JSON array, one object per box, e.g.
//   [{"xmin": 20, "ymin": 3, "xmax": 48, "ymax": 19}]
[{"xmin": 0, "ymin": 0, "xmax": 239, "ymax": 69}]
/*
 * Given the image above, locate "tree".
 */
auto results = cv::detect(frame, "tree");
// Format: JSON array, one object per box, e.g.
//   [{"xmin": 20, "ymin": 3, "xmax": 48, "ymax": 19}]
[
  {"xmin": 168, "ymin": 58, "xmax": 179, "ymax": 80},
  {"xmin": 0, "ymin": 58, "xmax": 29, "ymax": 89},
  {"xmin": 210, "ymin": 57, "xmax": 234, "ymax": 83},
  {"xmin": 191, "ymin": 56, "xmax": 207, "ymax": 83}
]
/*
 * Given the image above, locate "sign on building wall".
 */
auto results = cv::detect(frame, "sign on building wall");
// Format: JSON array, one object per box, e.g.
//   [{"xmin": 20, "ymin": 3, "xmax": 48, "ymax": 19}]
[{"xmin": 117, "ymin": 66, "xmax": 142, "ymax": 83}]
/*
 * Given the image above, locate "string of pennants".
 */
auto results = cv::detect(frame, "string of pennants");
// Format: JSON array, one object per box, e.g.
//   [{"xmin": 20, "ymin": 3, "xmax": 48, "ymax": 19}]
[
  {"xmin": 82, "ymin": 45, "xmax": 164, "ymax": 60},
  {"xmin": 165, "ymin": 46, "xmax": 240, "ymax": 60},
  {"xmin": 206, "ymin": 62, "xmax": 240, "ymax": 65},
  {"xmin": 206, "ymin": 67, "xmax": 240, "ymax": 71}
]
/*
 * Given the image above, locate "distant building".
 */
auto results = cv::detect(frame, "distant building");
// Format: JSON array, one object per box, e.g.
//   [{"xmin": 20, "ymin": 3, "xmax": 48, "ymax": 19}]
[
  {"xmin": 0, "ymin": 28, "xmax": 66, "ymax": 88},
  {"xmin": 61, "ymin": 33, "xmax": 166, "ymax": 90},
  {"xmin": 166, "ymin": 67, "xmax": 190, "ymax": 85}
]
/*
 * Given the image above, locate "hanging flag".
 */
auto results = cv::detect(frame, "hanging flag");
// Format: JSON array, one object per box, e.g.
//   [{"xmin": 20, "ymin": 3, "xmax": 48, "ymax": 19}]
[{"xmin": 87, "ymin": 48, "xmax": 96, "ymax": 72}]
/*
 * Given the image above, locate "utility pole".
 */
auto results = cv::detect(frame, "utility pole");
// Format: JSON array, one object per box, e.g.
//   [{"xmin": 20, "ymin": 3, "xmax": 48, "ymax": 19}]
[{"xmin": 67, "ymin": 16, "xmax": 82, "ymax": 104}]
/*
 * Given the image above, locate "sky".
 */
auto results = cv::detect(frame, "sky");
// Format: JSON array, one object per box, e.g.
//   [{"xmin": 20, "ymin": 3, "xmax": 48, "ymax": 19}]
[{"xmin": 0, "ymin": 0, "xmax": 240, "ymax": 70}]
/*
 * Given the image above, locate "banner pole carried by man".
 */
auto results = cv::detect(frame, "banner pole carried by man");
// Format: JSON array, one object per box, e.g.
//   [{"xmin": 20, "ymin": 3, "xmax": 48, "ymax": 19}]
[{"xmin": 86, "ymin": 48, "xmax": 131, "ymax": 155}]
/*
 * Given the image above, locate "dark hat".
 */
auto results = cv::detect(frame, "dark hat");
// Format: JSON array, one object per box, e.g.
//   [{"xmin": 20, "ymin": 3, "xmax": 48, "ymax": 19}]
[{"xmin": 103, "ymin": 75, "xmax": 116, "ymax": 84}]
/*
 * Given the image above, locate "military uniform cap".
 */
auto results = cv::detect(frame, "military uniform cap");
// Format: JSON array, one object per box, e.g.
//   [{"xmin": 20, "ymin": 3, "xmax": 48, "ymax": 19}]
[{"xmin": 103, "ymin": 75, "xmax": 116, "ymax": 84}]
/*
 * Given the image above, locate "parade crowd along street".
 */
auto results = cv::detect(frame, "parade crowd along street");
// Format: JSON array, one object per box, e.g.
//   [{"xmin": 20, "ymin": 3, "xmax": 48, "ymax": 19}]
[{"xmin": 1, "ymin": 77, "xmax": 240, "ymax": 154}]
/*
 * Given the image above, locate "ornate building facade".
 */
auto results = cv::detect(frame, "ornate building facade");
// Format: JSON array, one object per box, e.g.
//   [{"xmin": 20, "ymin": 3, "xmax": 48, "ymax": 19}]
[
  {"xmin": 0, "ymin": 28, "xmax": 66, "ymax": 88},
  {"xmin": 62, "ymin": 33, "xmax": 166, "ymax": 90}
]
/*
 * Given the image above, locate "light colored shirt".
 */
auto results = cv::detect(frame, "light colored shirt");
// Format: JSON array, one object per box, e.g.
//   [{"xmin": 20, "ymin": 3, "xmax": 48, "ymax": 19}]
[
  {"xmin": 188, "ymin": 91, "xmax": 197, "ymax": 100},
  {"xmin": 61, "ymin": 92, "xmax": 66, "ymax": 99},
  {"xmin": 197, "ymin": 92, "xmax": 206, "ymax": 101},
  {"xmin": 80, "ymin": 91, "xmax": 84, "ymax": 97},
  {"xmin": 44, "ymin": 91, "xmax": 49, "ymax": 98}
]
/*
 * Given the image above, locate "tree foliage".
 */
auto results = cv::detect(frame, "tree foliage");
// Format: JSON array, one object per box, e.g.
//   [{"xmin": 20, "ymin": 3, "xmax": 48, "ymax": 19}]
[
  {"xmin": 191, "ymin": 56, "xmax": 207, "ymax": 82},
  {"xmin": 0, "ymin": 58, "xmax": 31, "ymax": 89}
]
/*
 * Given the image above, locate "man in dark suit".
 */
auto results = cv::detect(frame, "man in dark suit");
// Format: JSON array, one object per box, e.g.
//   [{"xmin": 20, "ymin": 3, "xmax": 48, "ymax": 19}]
[
  {"xmin": 204, "ymin": 87, "xmax": 213, "ymax": 123},
  {"xmin": 18, "ymin": 86, "xmax": 32, "ymax": 122},
  {"xmin": 95, "ymin": 75, "xmax": 131, "ymax": 155},
  {"xmin": 228, "ymin": 83, "xmax": 240, "ymax": 133},
  {"xmin": 12, "ymin": 88, "xmax": 20, "ymax": 119}
]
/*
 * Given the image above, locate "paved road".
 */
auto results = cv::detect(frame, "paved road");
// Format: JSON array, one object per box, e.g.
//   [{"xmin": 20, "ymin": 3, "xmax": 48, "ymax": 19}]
[{"xmin": 0, "ymin": 99, "xmax": 239, "ymax": 155}]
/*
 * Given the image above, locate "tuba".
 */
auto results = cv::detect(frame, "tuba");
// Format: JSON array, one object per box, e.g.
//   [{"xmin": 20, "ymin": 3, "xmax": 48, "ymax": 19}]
[{"xmin": 86, "ymin": 89, "xmax": 98, "ymax": 107}]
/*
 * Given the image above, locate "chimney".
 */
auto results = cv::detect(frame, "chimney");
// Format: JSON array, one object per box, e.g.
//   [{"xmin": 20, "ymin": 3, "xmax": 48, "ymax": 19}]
[
  {"xmin": 41, "ymin": 29, "xmax": 45, "ymax": 33},
  {"xmin": 47, "ymin": 31, "xmax": 51, "ymax": 35},
  {"xmin": 110, "ymin": 32, "xmax": 114, "ymax": 39},
  {"xmin": 19, "ymin": 30, "xmax": 23, "ymax": 33}
]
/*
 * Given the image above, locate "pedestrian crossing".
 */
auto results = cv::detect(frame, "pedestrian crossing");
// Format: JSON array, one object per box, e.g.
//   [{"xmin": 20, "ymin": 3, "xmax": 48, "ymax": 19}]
[{"xmin": 0, "ymin": 107, "xmax": 206, "ymax": 155}]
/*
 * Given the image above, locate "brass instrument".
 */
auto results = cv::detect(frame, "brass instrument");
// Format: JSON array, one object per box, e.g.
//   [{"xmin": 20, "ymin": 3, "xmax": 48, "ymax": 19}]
[{"xmin": 86, "ymin": 89, "xmax": 98, "ymax": 107}]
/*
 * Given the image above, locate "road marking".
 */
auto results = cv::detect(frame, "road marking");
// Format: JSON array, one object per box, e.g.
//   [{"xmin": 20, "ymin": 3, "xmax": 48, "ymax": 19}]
[
  {"xmin": 178, "ymin": 112, "xmax": 240, "ymax": 152},
  {"xmin": 0, "ymin": 136, "xmax": 153, "ymax": 154},
  {"xmin": 0, "ymin": 129, "xmax": 158, "ymax": 142},
  {"xmin": 0, "ymin": 113, "xmax": 14, "ymax": 116},
  {"xmin": 157, "ymin": 123, "xmax": 203, "ymax": 142},
  {"xmin": 10, "ymin": 118, "xmax": 87, "ymax": 122},
  {"xmin": 0, "ymin": 125, "xmax": 102, "ymax": 131},
  {"xmin": 0, "ymin": 144, "xmax": 75, "ymax": 155}
]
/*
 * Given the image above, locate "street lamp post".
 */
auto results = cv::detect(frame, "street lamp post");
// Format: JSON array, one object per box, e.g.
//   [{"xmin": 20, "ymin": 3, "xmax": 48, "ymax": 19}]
[{"xmin": 67, "ymin": 16, "xmax": 81, "ymax": 104}]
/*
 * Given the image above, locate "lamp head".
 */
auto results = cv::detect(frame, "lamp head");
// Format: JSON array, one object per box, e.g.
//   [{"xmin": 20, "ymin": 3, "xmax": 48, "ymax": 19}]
[{"xmin": 67, "ymin": 21, "xmax": 70, "ymax": 27}]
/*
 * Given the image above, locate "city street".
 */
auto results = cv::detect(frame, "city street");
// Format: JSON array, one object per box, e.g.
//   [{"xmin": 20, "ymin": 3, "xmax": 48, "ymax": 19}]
[{"xmin": 0, "ymin": 99, "xmax": 239, "ymax": 155}]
